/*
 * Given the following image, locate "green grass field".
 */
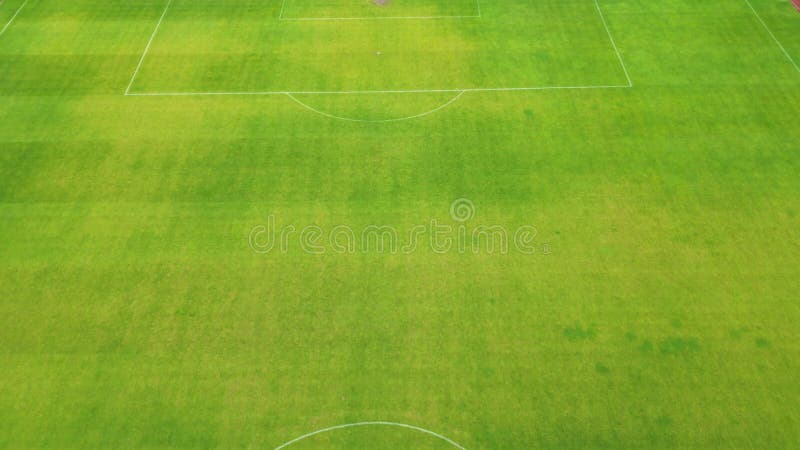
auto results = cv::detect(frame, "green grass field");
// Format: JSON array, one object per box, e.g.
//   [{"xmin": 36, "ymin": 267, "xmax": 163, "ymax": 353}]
[{"xmin": 1, "ymin": 0, "xmax": 800, "ymax": 448}]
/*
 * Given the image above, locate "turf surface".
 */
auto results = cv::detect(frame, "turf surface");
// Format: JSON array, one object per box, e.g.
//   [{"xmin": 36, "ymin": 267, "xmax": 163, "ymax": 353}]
[{"xmin": 1, "ymin": 0, "xmax": 800, "ymax": 448}]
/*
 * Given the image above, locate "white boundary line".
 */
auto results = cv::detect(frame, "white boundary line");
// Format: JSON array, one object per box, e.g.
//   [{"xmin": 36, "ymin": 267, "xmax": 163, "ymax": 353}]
[
  {"xmin": 593, "ymin": 0, "xmax": 633, "ymax": 87},
  {"xmin": 279, "ymin": 0, "xmax": 481, "ymax": 21},
  {"xmin": 0, "ymin": 0, "xmax": 30, "ymax": 38},
  {"xmin": 272, "ymin": 421, "xmax": 466, "ymax": 450},
  {"xmin": 125, "ymin": 0, "xmax": 174, "ymax": 95},
  {"xmin": 743, "ymin": 0, "xmax": 800, "ymax": 73}
]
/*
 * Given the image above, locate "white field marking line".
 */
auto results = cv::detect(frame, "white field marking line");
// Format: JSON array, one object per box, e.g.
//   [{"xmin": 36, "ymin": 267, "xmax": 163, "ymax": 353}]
[
  {"xmin": 124, "ymin": 84, "xmax": 632, "ymax": 97},
  {"xmin": 0, "ymin": 0, "xmax": 30, "ymax": 38},
  {"xmin": 594, "ymin": 0, "xmax": 633, "ymax": 87},
  {"xmin": 278, "ymin": 0, "xmax": 286, "ymax": 20},
  {"xmin": 285, "ymin": 90, "xmax": 465, "ymax": 122},
  {"xmin": 125, "ymin": 0, "xmax": 174, "ymax": 95},
  {"xmin": 743, "ymin": 0, "xmax": 800, "ymax": 73},
  {"xmin": 123, "ymin": 0, "xmax": 632, "ymax": 99},
  {"xmin": 273, "ymin": 421, "xmax": 466, "ymax": 450},
  {"xmin": 279, "ymin": 0, "xmax": 481, "ymax": 21},
  {"xmin": 281, "ymin": 15, "xmax": 480, "ymax": 21}
]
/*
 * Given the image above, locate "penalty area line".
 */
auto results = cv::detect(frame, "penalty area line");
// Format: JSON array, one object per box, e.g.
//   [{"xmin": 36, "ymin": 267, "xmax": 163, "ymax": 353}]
[
  {"xmin": 0, "ymin": 0, "xmax": 30, "ymax": 38},
  {"xmin": 594, "ymin": 0, "xmax": 633, "ymax": 87},
  {"xmin": 125, "ymin": 0, "xmax": 174, "ymax": 95},
  {"xmin": 743, "ymin": 0, "xmax": 800, "ymax": 73},
  {"xmin": 278, "ymin": 0, "xmax": 286, "ymax": 19},
  {"xmin": 124, "ymin": 84, "xmax": 633, "ymax": 97},
  {"xmin": 122, "ymin": 85, "xmax": 632, "ymax": 122}
]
